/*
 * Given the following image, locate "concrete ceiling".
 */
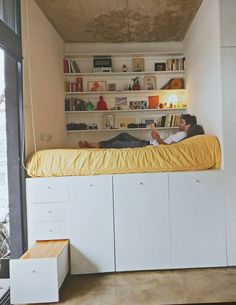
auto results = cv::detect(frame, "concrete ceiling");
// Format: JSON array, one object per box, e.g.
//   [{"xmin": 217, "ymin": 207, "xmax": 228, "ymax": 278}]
[{"xmin": 35, "ymin": 0, "xmax": 202, "ymax": 43}]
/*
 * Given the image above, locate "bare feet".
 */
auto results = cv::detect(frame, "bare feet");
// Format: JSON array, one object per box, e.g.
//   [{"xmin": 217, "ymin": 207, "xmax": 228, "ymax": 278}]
[
  {"xmin": 79, "ymin": 141, "xmax": 86, "ymax": 148},
  {"xmin": 84, "ymin": 141, "xmax": 98, "ymax": 148}
]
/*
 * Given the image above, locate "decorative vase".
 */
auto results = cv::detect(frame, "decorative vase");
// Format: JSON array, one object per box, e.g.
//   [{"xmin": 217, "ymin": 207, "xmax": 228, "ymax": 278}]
[{"xmin": 132, "ymin": 84, "xmax": 141, "ymax": 90}]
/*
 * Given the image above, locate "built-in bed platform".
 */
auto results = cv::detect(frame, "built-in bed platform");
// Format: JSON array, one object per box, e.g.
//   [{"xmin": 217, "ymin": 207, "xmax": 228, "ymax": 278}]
[
  {"xmin": 21, "ymin": 134, "xmax": 227, "ymax": 304},
  {"xmin": 26, "ymin": 135, "xmax": 221, "ymax": 177}
]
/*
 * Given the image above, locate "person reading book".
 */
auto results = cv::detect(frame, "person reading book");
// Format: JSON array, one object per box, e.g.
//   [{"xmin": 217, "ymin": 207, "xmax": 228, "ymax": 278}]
[{"xmin": 79, "ymin": 114, "xmax": 203, "ymax": 149}]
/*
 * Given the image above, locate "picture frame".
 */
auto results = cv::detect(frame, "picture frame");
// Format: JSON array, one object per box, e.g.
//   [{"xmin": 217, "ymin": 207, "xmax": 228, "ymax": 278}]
[
  {"xmin": 155, "ymin": 63, "xmax": 166, "ymax": 71},
  {"xmin": 118, "ymin": 117, "xmax": 136, "ymax": 129},
  {"xmin": 108, "ymin": 83, "xmax": 116, "ymax": 91},
  {"xmin": 129, "ymin": 100, "xmax": 147, "ymax": 110},
  {"xmin": 143, "ymin": 76, "xmax": 156, "ymax": 90},
  {"xmin": 141, "ymin": 117, "xmax": 156, "ymax": 128},
  {"xmin": 87, "ymin": 80, "xmax": 107, "ymax": 92},
  {"xmin": 103, "ymin": 114, "xmax": 115, "ymax": 129},
  {"xmin": 132, "ymin": 57, "xmax": 145, "ymax": 72},
  {"xmin": 115, "ymin": 96, "xmax": 128, "ymax": 107}
]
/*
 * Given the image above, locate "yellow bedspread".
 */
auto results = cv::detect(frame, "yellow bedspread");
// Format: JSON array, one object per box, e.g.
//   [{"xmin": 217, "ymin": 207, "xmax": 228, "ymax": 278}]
[{"xmin": 26, "ymin": 135, "xmax": 221, "ymax": 177}]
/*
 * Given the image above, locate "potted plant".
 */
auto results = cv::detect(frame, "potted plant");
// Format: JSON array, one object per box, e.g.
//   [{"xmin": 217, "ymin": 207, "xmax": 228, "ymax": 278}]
[{"xmin": 132, "ymin": 76, "xmax": 141, "ymax": 90}]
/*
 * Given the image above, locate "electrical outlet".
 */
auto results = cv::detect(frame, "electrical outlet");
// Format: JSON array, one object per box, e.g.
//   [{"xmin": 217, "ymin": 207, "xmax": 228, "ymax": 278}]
[{"xmin": 40, "ymin": 133, "xmax": 52, "ymax": 142}]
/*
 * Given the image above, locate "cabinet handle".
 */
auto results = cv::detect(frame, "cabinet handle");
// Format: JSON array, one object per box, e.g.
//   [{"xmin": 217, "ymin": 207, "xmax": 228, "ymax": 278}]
[
  {"xmin": 49, "ymin": 229, "xmax": 53, "ymax": 232},
  {"xmin": 196, "ymin": 179, "xmax": 200, "ymax": 183},
  {"xmin": 47, "ymin": 186, "xmax": 52, "ymax": 190},
  {"xmin": 48, "ymin": 210, "xmax": 52, "ymax": 214},
  {"xmin": 139, "ymin": 182, "xmax": 144, "ymax": 185},
  {"xmin": 32, "ymin": 270, "xmax": 37, "ymax": 274},
  {"xmin": 89, "ymin": 184, "xmax": 94, "ymax": 187}
]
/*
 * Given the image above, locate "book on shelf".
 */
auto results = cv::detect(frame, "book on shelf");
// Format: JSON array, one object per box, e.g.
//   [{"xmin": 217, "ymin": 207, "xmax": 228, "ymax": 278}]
[
  {"xmin": 65, "ymin": 98, "xmax": 86, "ymax": 111},
  {"xmin": 63, "ymin": 59, "xmax": 80, "ymax": 73},
  {"xmin": 65, "ymin": 77, "xmax": 83, "ymax": 92},
  {"xmin": 157, "ymin": 114, "xmax": 181, "ymax": 128},
  {"xmin": 166, "ymin": 57, "xmax": 185, "ymax": 71}
]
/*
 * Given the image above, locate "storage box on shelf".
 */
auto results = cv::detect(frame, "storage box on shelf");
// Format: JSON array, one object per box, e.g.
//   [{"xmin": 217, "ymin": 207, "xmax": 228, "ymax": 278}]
[{"xmin": 64, "ymin": 52, "xmax": 186, "ymax": 147}]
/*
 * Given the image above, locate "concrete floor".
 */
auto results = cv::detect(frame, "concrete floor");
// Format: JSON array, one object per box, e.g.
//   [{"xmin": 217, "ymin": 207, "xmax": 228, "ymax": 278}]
[{"xmin": 51, "ymin": 268, "xmax": 236, "ymax": 305}]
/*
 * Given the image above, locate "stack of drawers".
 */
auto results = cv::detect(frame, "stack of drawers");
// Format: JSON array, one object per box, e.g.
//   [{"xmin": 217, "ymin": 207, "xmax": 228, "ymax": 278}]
[{"xmin": 26, "ymin": 177, "xmax": 69, "ymax": 247}]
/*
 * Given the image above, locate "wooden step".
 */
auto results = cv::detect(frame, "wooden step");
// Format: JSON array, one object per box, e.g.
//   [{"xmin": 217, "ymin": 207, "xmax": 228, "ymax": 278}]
[{"xmin": 21, "ymin": 239, "xmax": 69, "ymax": 259}]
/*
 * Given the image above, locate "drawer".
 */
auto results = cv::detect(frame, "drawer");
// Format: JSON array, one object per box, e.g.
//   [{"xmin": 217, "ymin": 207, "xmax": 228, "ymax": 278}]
[
  {"xmin": 28, "ymin": 202, "xmax": 68, "ymax": 222},
  {"xmin": 27, "ymin": 178, "xmax": 68, "ymax": 203},
  {"xmin": 30, "ymin": 220, "xmax": 69, "ymax": 242},
  {"xmin": 10, "ymin": 240, "xmax": 69, "ymax": 304}
]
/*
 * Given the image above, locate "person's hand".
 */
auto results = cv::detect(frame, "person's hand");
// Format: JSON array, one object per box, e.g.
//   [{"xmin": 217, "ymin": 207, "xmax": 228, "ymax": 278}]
[{"xmin": 151, "ymin": 130, "xmax": 161, "ymax": 140}]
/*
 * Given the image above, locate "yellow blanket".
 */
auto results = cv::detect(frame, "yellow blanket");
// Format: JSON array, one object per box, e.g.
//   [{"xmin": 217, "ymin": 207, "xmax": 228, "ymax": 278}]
[{"xmin": 26, "ymin": 135, "xmax": 221, "ymax": 178}]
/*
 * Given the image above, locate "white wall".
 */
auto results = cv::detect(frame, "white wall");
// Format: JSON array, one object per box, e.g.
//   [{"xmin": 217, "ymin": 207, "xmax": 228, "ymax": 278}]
[
  {"xmin": 183, "ymin": 0, "xmax": 223, "ymax": 145},
  {"xmin": 220, "ymin": 0, "xmax": 236, "ymax": 265},
  {"xmin": 21, "ymin": 0, "xmax": 65, "ymax": 157}
]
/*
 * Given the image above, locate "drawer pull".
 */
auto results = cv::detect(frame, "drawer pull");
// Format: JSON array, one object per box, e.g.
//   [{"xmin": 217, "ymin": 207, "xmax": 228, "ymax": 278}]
[
  {"xmin": 49, "ymin": 229, "xmax": 53, "ymax": 232},
  {"xmin": 32, "ymin": 270, "xmax": 37, "ymax": 274},
  {"xmin": 196, "ymin": 179, "xmax": 200, "ymax": 183},
  {"xmin": 48, "ymin": 210, "xmax": 53, "ymax": 214},
  {"xmin": 47, "ymin": 186, "xmax": 52, "ymax": 190},
  {"xmin": 139, "ymin": 182, "xmax": 144, "ymax": 185},
  {"xmin": 89, "ymin": 184, "xmax": 94, "ymax": 187}
]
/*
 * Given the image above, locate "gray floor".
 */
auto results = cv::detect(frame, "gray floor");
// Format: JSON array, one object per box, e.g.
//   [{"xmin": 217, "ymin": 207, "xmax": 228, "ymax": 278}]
[{"xmin": 52, "ymin": 268, "xmax": 236, "ymax": 305}]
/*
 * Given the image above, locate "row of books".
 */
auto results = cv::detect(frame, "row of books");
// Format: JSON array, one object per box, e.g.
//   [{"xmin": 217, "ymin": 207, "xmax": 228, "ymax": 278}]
[
  {"xmin": 166, "ymin": 57, "xmax": 185, "ymax": 71},
  {"xmin": 65, "ymin": 98, "xmax": 86, "ymax": 111},
  {"xmin": 65, "ymin": 77, "xmax": 83, "ymax": 92},
  {"xmin": 63, "ymin": 59, "xmax": 80, "ymax": 73},
  {"xmin": 157, "ymin": 114, "xmax": 181, "ymax": 128}
]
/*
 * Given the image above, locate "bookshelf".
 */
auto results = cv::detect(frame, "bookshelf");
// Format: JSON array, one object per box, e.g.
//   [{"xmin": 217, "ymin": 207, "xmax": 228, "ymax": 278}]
[{"xmin": 64, "ymin": 52, "xmax": 186, "ymax": 147}]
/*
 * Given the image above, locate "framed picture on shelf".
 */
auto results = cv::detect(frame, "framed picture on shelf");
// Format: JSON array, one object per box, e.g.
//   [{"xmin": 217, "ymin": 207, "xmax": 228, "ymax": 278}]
[
  {"xmin": 148, "ymin": 96, "xmax": 159, "ymax": 109},
  {"xmin": 144, "ymin": 76, "xmax": 156, "ymax": 90},
  {"xmin": 108, "ymin": 83, "xmax": 116, "ymax": 91},
  {"xmin": 103, "ymin": 114, "xmax": 115, "ymax": 129},
  {"xmin": 142, "ymin": 117, "xmax": 156, "ymax": 128},
  {"xmin": 87, "ymin": 80, "xmax": 107, "ymax": 92},
  {"xmin": 132, "ymin": 57, "xmax": 145, "ymax": 72},
  {"xmin": 115, "ymin": 96, "xmax": 128, "ymax": 108},
  {"xmin": 129, "ymin": 100, "xmax": 147, "ymax": 109},
  {"xmin": 118, "ymin": 117, "xmax": 136, "ymax": 129},
  {"xmin": 155, "ymin": 63, "xmax": 166, "ymax": 71}
]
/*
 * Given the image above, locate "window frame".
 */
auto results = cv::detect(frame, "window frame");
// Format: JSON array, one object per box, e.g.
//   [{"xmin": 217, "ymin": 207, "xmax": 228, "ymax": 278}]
[{"xmin": 0, "ymin": 0, "xmax": 27, "ymax": 258}]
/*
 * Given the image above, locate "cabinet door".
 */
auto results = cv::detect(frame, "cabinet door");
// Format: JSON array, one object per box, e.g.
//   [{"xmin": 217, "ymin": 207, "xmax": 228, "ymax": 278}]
[
  {"xmin": 169, "ymin": 171, "xmax": 226, "ymax": 268},
  {"xmin": 113, "ymin": 173, "xmax": 170, "ymax": 271},
  {"xmin": 68, "ymin": 175, "xmax": 115, "ymax": 274}
]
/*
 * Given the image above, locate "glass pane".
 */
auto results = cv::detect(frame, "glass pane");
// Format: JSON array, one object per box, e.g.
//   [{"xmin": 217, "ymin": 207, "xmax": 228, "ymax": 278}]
[
  {"xmin": 0, "ymin": 48, "xmax": 10, "ymax": 259},
  {"xmin": 0, "ymin": 0, "xmax": 16, "ymax": 33}
]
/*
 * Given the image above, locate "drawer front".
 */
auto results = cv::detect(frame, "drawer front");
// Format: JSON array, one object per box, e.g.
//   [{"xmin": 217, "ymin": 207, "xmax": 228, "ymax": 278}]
[
  {"xmin": 10, "ymin": 258, "xmax": 59, "ymax": 304},
  {"xmin": 28, "ymin": 203, "xmax": 68, "ymax": 222},
  {"xmin": 27, "ymin": 178, "xmax": 68, "ymax": 203},
  {"xmin": 30, "ymin": 221, "xmax": 69, "ymax": 241}
]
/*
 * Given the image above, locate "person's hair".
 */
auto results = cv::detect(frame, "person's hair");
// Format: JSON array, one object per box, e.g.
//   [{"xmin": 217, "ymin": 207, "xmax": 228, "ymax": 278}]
[
  {"xmin": 181, "ymin": 114, "xmax": 197, "ymax": 127},
  {"xmin": 187, "ymin": 124, "xmax": 205, "ymax": 138}
]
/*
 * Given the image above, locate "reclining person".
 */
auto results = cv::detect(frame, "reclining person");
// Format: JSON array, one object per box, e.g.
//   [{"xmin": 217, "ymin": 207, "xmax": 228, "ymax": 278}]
[{"xmin": 79, "ymin": 114, "xmax": 203, "ymax": 149}]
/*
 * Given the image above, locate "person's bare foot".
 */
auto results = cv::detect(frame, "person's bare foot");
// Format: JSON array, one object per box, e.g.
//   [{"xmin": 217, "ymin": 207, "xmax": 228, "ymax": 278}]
[
  {"xmin": 79, "ymin": 141, "xmax": 86, "ymax": 148},
  {"xmin": 84, "ymin": 141, "xmax": 99, "ymax": 148}
]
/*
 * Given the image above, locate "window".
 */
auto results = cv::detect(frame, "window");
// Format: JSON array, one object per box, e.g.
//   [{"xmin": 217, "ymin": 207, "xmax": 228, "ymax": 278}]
[
  {"xmin": 0, "ymin": 0, "xmax": 26, "ymax": 261},
  {"xmin": 0, "ymin": 0, "xmax": 17, "ymax": 33}
]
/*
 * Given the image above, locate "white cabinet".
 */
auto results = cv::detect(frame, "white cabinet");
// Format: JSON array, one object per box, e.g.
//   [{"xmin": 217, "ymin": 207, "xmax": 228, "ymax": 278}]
[
  {"xmin": 68, "ymin": 175, "xmax": 115, "ymax": 274},
  {"xmin": 113, "ymin": 173, "xmax": 170, "ymax": 271},
  {"xmin": 26, "ymin": 178, "xmax": 69, "ymax": 247},
  {"xmin": 169, "ymin": 171, "xmax": 226, "ymax": 268},
  {"xmin": 26, "ymin": 170, "xmax": 227, "ymax": 275}
]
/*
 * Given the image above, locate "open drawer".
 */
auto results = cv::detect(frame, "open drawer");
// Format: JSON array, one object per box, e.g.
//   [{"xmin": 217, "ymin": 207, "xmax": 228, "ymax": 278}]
[{"xmin": 10, "ymin": 239, "xmax": 69, "ymax": 304}]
